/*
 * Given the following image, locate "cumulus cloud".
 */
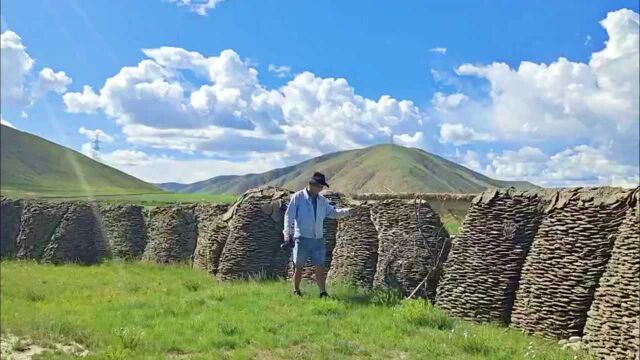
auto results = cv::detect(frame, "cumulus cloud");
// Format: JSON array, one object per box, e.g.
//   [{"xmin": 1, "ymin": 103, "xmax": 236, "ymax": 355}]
[
  {"xmin": 64, "ymin": 47, "xmax": 426, "ymax": 159},
  {"xmin": 450, "ymin": 9, "xmax": 638, "ymax": 144},
  {"xmin": 429, "ymin": 47, "xmax": 447, "ymax": 55},
  {"xmin": 165, "ymin": 0, "xmax": 224, "ymax": 16},
  {"xmin": 1, "ymin": 30, "xmax": 34, "ymax": 107},
  {"xmin": 268, "ymin": 64, "xmax": 292, "ymax": 78},
  {"xmin": 101, "ymin": 150, "xmax": 288, "ymax": 183},
  {"xmin": 34, "ymin": 68, "xmax": 72, "ymax": 95},
  {"xmin": 432, "ymin": 92, "xmax": 468, "ymax": 111},
  {"xmin": 483, "ymin": 145, "xmax": 638, "ymax": 187},
  {"xmin": 1, "ymin": 30, "xmax": 73, "ymax": 110},
  {"xmin": 393, "ymin": 132, "xmax": 424, "ymax": 148},
  {"xmin": 439, "ymin": 123, "xmax": 495, "ymax": 145}
]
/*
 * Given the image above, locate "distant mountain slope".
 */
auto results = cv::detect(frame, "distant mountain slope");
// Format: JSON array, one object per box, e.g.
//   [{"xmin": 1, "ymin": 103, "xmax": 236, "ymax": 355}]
[
  {"xmin": 1, "ymin": 125, "xmax": 160, "ymax": 196},
  {"xmin": 158, "ymin": 144, "xmax": 539, "ymax": 195}
]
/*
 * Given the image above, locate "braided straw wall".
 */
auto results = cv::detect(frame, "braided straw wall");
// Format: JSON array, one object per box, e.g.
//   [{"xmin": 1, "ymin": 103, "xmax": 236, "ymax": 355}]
[
  {"xmin": 193, "ymin": 203, "xmax": 230, "ymax": 275},
  {"xmin": 371, "ymin": 199, "xmax": 450, "ymax": 299},
  {"xmin": 327, "ymin": 202, "xmax": 380, "ymax": 289},
  {"xmin": 217, "ymin": 187, "xmax": 292, "ymax": 280},
  {"xmin": 40, "ymin": 202, "xmax": 106, "ymax": 265},
  {"xmin": 511, "ymin": 187, "xmax": 633, "ymax": 339},
  {"xmin": 583, "ymin": 189, "xmax": 639, "ymax": 359},
  {"xmin": 0, "ymin": 197, "xmax": 23, "ymax": 258},
  {"xmin": 142, "ymin": 205, "xmax": 197, "ymax": 263},
  {"xmin": 435, "ymin": 189, "xmax": 543, "ymax": 323},
  {"xmin": 98, "ymin": 204, "xmax": 147, "ymax": 259}
]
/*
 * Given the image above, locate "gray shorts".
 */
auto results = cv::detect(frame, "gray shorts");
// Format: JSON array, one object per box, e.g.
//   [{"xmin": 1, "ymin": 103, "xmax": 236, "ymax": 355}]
[{"xmin": 292, "ymin": 237, "xmax": 326, "ymax": 267}]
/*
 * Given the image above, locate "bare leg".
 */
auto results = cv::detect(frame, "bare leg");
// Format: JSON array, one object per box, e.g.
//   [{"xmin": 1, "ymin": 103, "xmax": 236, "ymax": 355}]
[
  {"xmin": 314, "ymin": 265, "xmax": 327, "ymax": 293},
  {"xmin": 293, "ymin": 265, "xmax": 303, "ymax": 292}
]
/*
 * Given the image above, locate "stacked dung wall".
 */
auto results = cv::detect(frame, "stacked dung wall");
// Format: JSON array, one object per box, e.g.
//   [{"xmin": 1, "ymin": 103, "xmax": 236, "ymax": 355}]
[
  {"xmin": 288, "ymin": 190, "xmax": 346, "ymax": 280},
  {"xmin": 584, "ymin": 189, "xmax": 639, "ymax": 359},
  {"xmin": 435, "ymin": 189, "xmax": 543, "ymax": 323},
  {"xmin": 328, "ymin": 202, "xmax": 379, "ymax": 289},
  {"xmin": 142, "ymin": 205, "xmax": 197, "ymax": 263},
  {"xmin": 217, "ymin": 187, "xmax": 291, "ymax": 280},
  {"xmin": 16, "ymin": 201, "xmax": 70, "ymax": 260},
  {"xmin": 193, "ymin": 203, "xmax": 230, "ymax": 276},
  {"xmin": 370, "ymin": 199, "xmax": 450, "ymax": 299},
  {"xmin": 511, "ymin": 187, "xmax": 633, "ymax": 339},
  {"xmin": 351, "ymin": 192, "xmax": 474, "ymax": 222},
  {"xmin": 98, "ymin": 204, "xmax": 146, "ymax": 259},
  {"xmin": 40, "ymin": 202, "xmax": 106, "ymax": 265},
  {"xmin": 1, "ymin": 198, "xmax": 23, "ymax": 258}
]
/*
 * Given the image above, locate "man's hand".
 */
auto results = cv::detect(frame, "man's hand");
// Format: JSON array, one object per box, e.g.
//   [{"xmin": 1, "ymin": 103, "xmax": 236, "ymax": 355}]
[{"xmin": 281, "ymin": 233, "xmax": 294, "ymax": 250}]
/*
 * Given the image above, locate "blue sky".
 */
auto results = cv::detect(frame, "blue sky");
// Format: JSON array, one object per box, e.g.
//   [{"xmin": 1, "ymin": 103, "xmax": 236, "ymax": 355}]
[{"xmin": 1, "ymin": 0, "xmax": 638, "ymax": 186}]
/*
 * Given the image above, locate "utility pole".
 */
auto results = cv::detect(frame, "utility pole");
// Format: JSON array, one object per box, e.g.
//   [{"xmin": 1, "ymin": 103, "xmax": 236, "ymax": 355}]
[{"xmin": 91, "ymin": 133, "xmax": 101, "ymax": 160}]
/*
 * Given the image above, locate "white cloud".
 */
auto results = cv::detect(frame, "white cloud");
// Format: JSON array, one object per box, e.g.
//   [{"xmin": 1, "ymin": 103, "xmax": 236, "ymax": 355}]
[
  {"xmin": 102, "ymin": 149, "xmax": 151, "ymax": 166},
  {"xmin": 103, "ymin": 150, "xmax": 287, "ymax": 183},
  {"xmin": 431, "ymin": 92, "xmax": 468, "ymax": 111},
  {"xmin": 483, "ymin": 145, "xmax": 638, "ymax": 187},
  {"xmin": 64, "ymin": 47, "xmax": 426, "ymax": 160},
  {"xmin": 393, "ymin": 132, "xmax": 424, "ymax": 148},
  {"xmin": 451, "ymin": 9, "xmax": 638, "ymax": 144},
  {"xmin": 1, "ymin": 30, "xmax": 73, "ymax": 110},
  {"xmin": 34, "ymin": 68, "xmax": 72, "ymax": 95},
  {"xmin": 63, "ymin": 86, "xmax": 103, "ymax": 114},
  {"xmin": 78, "ymin": 127, "xmax": 114, "ymax": 143},
  {"xmin": 439, "ymin": 123, "xmax": 495, "ymax": 145},
  {"xmin": 165, "ymin": 0, "xmax": 224, "ymax": 16},
  {"xmin": 1, "ymin": 30, "xmax": 34, "ymax": 107},
  {"xmin": 429, "ymin": 47, "xmax": 447, "ymax": 55},
  {"xmin": 268, "ymin": 64, "xmax": 292, "ymax": 78}
]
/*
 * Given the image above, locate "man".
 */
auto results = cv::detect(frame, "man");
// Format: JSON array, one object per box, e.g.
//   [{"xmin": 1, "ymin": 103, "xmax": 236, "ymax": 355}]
[{"xmin": 283, "ymin": 172, "xmax": 351, "ymax": 298}]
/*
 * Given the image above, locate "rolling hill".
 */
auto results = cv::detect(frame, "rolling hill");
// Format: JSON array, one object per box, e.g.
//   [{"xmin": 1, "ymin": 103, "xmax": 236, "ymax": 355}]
[
  {"xmin": 0, "ymin": 124, "xmax": 161, "ymax": 197},
  {"xmin": 159, "ymin": 144, "xmax": 538, "ymax": 195}
]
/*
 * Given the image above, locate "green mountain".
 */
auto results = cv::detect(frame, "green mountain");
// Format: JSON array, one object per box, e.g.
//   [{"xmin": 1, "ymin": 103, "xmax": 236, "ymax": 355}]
[
  {"xmin": 1, "ymin": 125, "xmax": 160, "ymax": 196},
  {"xmin": 159, "ymin": 144, "xmax": 539, "ymax": 195}
]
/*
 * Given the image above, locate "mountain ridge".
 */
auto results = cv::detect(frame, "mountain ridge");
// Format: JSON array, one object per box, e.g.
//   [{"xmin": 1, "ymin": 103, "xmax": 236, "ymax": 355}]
[
  {"xmin": 158, "ymin": 144, "xmax": 539, "ymax": 195},
  {"xmin": 0, "ymin": 124, "xmax": 161, "ymax": 196}
]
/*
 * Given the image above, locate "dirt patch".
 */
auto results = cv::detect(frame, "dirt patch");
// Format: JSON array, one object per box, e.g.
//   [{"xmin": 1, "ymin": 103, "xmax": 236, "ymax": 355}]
[{"xmin": 0, "ymin": 333, "xmax": 89, "ymax": 359}]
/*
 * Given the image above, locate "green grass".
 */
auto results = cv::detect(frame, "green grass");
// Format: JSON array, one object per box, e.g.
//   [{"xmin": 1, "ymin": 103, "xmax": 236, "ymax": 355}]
[
  {"xmin": 0, "ymin": 189, "xmax": 237, "ymax": 206},
  {"xmin": 1, "ymin": 125, "xmax": 160, "ymax": 196},
  {"xmin": 0, "ymin": 261, "xmax": 590, "ymax": 360}
]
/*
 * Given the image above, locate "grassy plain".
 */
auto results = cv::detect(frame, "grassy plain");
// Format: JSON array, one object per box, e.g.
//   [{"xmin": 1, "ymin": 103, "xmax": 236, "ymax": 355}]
[{"xmin": 0, "ymin": 261, "xmax": 590, "ymax": 359}]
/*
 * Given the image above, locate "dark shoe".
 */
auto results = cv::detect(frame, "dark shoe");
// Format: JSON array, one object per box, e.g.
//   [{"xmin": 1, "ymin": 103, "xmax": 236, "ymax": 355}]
[
  {"xmin": 293, "ymin": 290, "xmax": 303, "ymax": 297},
  {"xmin": 319, "ymin": 291, "xmax": 330, "ymax": 299}
]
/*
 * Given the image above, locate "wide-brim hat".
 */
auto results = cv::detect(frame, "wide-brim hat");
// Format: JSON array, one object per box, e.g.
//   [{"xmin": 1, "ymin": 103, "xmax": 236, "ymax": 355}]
[{"xmin": 309, "ymin": 172, "xmax": 330, "ymax": 187}]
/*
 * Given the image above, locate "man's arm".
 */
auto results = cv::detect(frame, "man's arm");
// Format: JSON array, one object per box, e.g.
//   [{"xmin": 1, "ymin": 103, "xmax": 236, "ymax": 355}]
[
  {"xmin": 325, "ymin": 200, "xmax": 351, "ymax": 220},
  {"xmin": 283, "ymin": 194, "xmax": 297, "ymax": 237}
]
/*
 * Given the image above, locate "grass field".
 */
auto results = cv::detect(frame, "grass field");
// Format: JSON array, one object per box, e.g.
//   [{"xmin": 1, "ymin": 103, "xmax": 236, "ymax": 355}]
[
  {"xmin": 0, "ymin": 262, "xmax": 590, "ymax": 359},
  {"xmin": 0, "ymin": 188, "xmax": 238, "ymax": 206}
]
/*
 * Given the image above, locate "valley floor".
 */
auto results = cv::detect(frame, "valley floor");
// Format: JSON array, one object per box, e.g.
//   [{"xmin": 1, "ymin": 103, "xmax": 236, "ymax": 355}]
[{"xmin": 0, "ymin": 262, "xmax": 590, "ymax": 360}]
